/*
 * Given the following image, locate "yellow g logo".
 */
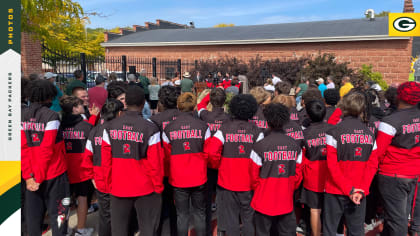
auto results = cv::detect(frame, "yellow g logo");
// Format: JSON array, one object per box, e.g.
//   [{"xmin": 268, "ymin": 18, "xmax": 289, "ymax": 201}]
[{"xmin": 389, "ymin": 13, "xmax": 420, "ymax": 36}]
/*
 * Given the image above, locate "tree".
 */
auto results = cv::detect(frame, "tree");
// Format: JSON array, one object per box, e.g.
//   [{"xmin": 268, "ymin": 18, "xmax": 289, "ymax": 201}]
[
  {"xmin": 213, "ymin": 23, "xmax": 235, "ymax": 27},
  {"xmin": 357, "ymin": 64, "xmax": 388, "ymax": 90},
  {"xmin": 365, "ymin": 10, "xmax": 389, "ymax": 18},
  {"xmin": 22, "ymin": 0, "xmax": 105, "ymax": 57},
  {"xmin": 21, "ymin": 0, "xmax": 83, "ymax": 37}
]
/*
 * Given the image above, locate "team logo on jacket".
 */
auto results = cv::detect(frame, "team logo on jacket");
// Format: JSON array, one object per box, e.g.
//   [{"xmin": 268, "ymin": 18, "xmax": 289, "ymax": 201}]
[
  {"xmin": 31, "ymin": 133, "xmax": 40, "ymax": 142},
  {"xmin": 278, "ymin": 164, "xmax": 286, "ymax": 175},
  {"xmin": 183, "ymin": 142, "xmax": 191, "ymax": 151},
  {"xmin": 354, "ymin": 147, "xmax": 362, "ymax": 157},
  {"xmin": 123, "ymin": 144, "xmax": 131, "ymax": 154},
  {"xmin": 66, "ymin": 142, "xmax": 72, "ymax": 150}
]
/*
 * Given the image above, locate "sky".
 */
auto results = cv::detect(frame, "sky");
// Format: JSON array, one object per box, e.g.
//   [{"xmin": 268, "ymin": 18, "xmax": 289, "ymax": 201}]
[{"xmin": 75, "ymin": 0, "xmax": 418, "ymax": 29}]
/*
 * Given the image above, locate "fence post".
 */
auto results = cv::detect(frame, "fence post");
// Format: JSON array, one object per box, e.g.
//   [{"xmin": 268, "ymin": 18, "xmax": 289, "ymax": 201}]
[
  {"xmin": 80, "ymin": 53, "xmax": 87, "ymax": 84},
  {"xmin": 152, "ymin": 58, "xmax": 157, "ymax": 77},
  {"xmin": 177, "ymin": 59, "xmax": 181, "ymax": 79},
  {"xmin": 121, "ymin": 55, "xmax": 127, "ymax": 81},
  {"xmin": 194, "ymin": 60, "xmax": 198, "ymax": 70}
]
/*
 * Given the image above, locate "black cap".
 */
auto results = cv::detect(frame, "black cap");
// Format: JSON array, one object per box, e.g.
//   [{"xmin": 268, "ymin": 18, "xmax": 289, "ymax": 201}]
[{"xmin": 95, "ymin": 75, "xmax": 105, "ymax": 85}]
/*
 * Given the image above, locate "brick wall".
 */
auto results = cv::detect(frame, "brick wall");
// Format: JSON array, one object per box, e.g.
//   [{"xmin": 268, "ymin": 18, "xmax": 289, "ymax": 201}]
[
  {"xmin": 21, "ymin": 32, "xmax": 42, "ymax": 77},
  {"xmin": 105, "ymin": 39, "xmax": 412, "ymax": 85}
]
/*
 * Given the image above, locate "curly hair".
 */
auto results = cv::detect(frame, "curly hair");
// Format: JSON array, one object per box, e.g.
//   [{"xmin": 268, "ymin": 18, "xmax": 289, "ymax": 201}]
[
  {"xmin": 302, "ymin": 88, "xmax": 323, "ymax": 106},
  {"xmin": 305, "ymin": 99, "xmax": 326, "ymax": 122},
  {"xmin": 385, "ymin": 87, "xmax": 398, "ymax": 110},
  {"xmin": 159, "ymin": 86, "xmax": 180, "ymax": 109},
  {"xmin": 177, "ymin": 92, "xmax": 197, "ymax": 112},
  {"xmin": 263, "ymin": 103, "xmax": 290, "ymax": 131},
  {"xmin": 60, "ymin": 95, "xmax": 83, "ymax": 114},
  {"xmin": 107, "ymin": 81, "xmax": 128, "ymax": 99},
  {"xmin": 324, "ymin": 89, "xmax": 340, "ymax": 106},
  {"xmin": 229, "ymin": 94, "xmax": 258, "ymax": 120},
  {"xmin": 210, "ymin": 88, "xmax": 226, "ymax": 108},
  {"xmin": 275, "ymin": 81, "xmax": 292, "ymax": 95},
  {"xmin": 28, "ymin": 79, "xmax": 58, "ymax": 103},
  {"xmin": 101, "ymin": 99, "xmax": 124, "ymax": 121}
]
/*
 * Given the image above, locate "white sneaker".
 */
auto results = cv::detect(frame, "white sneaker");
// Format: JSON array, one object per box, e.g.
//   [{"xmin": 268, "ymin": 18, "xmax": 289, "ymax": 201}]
[{"xmin": 74, "ymin": 228, "xmax": 94, "ymax": 236}]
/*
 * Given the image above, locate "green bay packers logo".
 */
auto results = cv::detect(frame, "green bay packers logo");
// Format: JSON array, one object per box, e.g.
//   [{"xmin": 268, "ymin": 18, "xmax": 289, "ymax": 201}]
[{"xmin": 393, "ymin": 17, "xmax": 416, "ymax": 32}]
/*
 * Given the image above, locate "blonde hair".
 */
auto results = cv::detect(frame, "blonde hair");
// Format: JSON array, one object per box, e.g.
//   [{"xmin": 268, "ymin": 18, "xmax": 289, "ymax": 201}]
[
  {"xmin": 340, "ymin": 90, "xmax": 368, "ymax": 123},
  {"xmin": 266, "ymin": 78, "xmax": 273, "ymax": 85},
  {"xmin": 177, "ymin": 92, "xmax": 197, "ymax": 112},
  {"xmin": 250, "ymin": 86, "xmax": 270, "ymax": 105},
  {"xmin": 271, "ymin": 95, "xmax": 295, "ymax": 109},
  {"xmin": 150, "ymin": 77, "xmax": 158, "ymax": 85}
]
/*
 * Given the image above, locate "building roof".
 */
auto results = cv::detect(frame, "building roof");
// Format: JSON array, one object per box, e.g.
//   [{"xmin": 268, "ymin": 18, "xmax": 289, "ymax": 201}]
[{"xmin": 102, "ymin": 17, "xmax": 409, "ymax": 47}]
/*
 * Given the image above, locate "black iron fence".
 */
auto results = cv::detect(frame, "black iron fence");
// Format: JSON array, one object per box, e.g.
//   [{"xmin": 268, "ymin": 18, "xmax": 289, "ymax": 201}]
[{"xmin": 42, "ymin": 47, "xmax": 199, "ymax": 89}]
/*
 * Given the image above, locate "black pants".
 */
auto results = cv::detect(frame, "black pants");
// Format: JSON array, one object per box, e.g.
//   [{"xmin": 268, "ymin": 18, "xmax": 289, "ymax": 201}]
[
  {"xmin": 206, "ymin": 168, "xmax": 218, "ymax": 236},
  {"xmin": 173, "ymin": 184, "xmax": 207, "ymax": 236},
  {"xmin": 323, "ymin": 193, "xmax": 366, "ymax": 236},
  {"xmin": 255, "ymin": 211, "xmax": 296, "ymax": 236},
  {"xmin": 157, "ymin": 177, "xmax": 177, "ymax": 236},
  {"xmin": 365, "ymin": 175, "xmax": 381, "ymax": 224},
  {"xmin": 216, "ymin": 186, "xmax": 255, "ymax": 236},
  {"xmin": 111, "ymin": 193, "xmax": 162, "ymax": 236},
  {"xmin": 25, "ymin": 173, "xmax": 70, "ymax": 236},
  {"xmin": 97, "ymin": 190, "xmax": 111, "ymax": 236},
  {"xmin": 411, "ymin": 182, "xmax": 420, "ymax": 234},
  {"xmin": 378, "ymin": 174, "xmax": 418, "ymax": 236}
]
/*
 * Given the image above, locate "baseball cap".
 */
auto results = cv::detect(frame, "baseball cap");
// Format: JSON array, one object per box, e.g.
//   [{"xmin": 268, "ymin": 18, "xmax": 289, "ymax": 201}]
[{"xmin": 315, "ymin": 78, "xmax": 324, "ymax": 83}]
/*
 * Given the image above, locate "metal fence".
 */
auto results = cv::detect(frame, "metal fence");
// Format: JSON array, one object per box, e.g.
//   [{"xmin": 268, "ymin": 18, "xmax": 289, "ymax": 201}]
[{"xmin": 42, "ymin": 47, "xmax": 199, "ymax": 88}]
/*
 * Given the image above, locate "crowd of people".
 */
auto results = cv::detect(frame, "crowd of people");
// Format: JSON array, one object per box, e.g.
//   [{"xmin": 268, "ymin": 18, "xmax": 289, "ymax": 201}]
[{"xmin": 20, "ymin": 69, "xmax": 420, "ymax": 236}]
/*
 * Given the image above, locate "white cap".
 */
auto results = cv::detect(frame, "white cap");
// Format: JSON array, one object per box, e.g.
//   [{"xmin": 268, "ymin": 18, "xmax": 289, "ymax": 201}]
[
  {"xmin": 315, "ymin": 78, "xmax": 324, "ymax": 83},
  {"xmin": 174, "ymin": 79, "xmax": 181, "ymax": 85},
  {"xmin": 44, "ymin": 72, "xmax": 57, "ymax": 79}
]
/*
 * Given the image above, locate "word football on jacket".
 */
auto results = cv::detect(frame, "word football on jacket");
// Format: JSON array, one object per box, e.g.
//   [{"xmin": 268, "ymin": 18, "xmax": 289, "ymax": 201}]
[
  {"xmin": 162, "ymin": 112, "xmax": 211, "ymax": 188},
  {"xmin": 204, "ymin": 119, "xmax": 264, "ymax": 191},
  {"xmin": 101, "ymin": 111, "xmax": 164, "ymax": 197},
  {"xmin": 325, "ymin": 117, "xmax": 378, "ymax": 196},
  {"xmin": 21, "ymin": 103, "xmax": 67, "ymax": 183},
  {"xmin": 250, "ymin": 131, "xmax": 303, "ymax": 216}
]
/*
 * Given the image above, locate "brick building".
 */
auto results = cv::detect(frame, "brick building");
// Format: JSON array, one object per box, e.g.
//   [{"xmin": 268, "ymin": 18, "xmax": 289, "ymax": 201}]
[{"xmin": 102, "ymin": 2, "xmax": 416, "ymax": 85}]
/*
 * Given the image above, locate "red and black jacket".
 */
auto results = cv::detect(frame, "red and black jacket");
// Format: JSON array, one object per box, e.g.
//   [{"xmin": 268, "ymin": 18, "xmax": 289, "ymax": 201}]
[
  {"xmin": 162, "ymin": 112, "xmax": 211, "ymax": 188},
  {"xmin": 325, "ymin": 116, "xmax": 378, "ymax": 195},
  {"xmin": 101, "ymin": 111, "xmax": 164, "ymax": 197},
  {"xmin": 283, "ymin": 121, "xmax": 305, "ymax": 147},
  {"xmin": 150, "ymin": 108, "xmax": 182, "ymax": 175},
  {"xmin": 61, "ymin": 114, "xmax": 93, "ymax": 184},
  {"xmin": 249, "ymin": 106, "xmax": 268, "ymax": 130},
  {"xmin": 197, "ymin": 93, "xmax": 231, "ymax": 135},
  {"xmin": 204, "ymin": 120, "xmax": 264, "ymax": 191},
  {"xmin": 377, "ymin": 107, "xmax": 420, "ymax": 177},
  {"xmin": 290, "ymin": 107, "xmax": 300, "ymax": 124},
  {"xmin": 250, "ymin": 131, "xmax": 303, "ymax": 216},
  {"xmin": 150, "ymin": 108, "xmax": 182, "ymax": 131},
  {"xmin": 302, "ymin": 122, "xmax": 333, "ymax": 193},
  {"xmin": 324, "ymin": 106, "xmax": 336, "ymax": 123},
  {"xmin": 21, "ymin": 103, "xmax": 67, "ymax": 183},
  {"xmin": 83, "ymin": 119, "xmax": 110, "ymax": 193}
]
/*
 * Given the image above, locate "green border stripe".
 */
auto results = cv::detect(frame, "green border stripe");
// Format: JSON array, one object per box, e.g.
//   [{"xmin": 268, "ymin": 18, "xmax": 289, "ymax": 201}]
[{"xmin": 0, "ymin": 183, "xmax": 20, "ymax": 225}]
